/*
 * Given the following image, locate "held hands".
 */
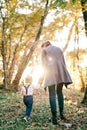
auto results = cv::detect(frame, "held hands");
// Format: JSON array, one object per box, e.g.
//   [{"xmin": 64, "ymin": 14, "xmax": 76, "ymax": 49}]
[{"xmin": 44, "ymin": 87, "xmax": 47, "ymax": 92}]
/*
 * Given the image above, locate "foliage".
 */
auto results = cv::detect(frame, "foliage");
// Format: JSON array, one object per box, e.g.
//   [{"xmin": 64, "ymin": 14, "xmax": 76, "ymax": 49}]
[
  {"xmin": 0, "ymin": 88, "xmax": 87, "ymax": 130},
  {"xmin": 0, "ymin": 0, "xmax": 48, "ymax": 88},
  {"xmin": 66, "ymin": 49, "xmax": 87, "ymax": 91},
  {"xmin": 0, "ymin": 0, "xmax": 86, "ymax": 91},
  {"xmin": 0, "ymin": 84, "xmax": 5, "ymax": 89},
  {"xmin": 72, "ymin": 0, "xmax": 76, "ymax": 4}
]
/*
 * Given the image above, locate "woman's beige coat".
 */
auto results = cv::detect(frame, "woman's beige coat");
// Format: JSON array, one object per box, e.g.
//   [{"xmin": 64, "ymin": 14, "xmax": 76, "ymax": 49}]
[{"xmin": 41, "ymin": 45, "xmax": 72, "ymax": 88}]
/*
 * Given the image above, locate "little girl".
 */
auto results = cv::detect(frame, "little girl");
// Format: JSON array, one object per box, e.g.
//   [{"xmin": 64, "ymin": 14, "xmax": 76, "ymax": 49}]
[{"xmin": 21, "ymin": 77, "xmax": 34, "ymax": 121}]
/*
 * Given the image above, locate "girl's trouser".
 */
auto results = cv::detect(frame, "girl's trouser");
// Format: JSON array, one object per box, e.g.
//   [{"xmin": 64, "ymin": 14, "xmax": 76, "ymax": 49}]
[
  {"xmin": 48, "ymin": 84, "xmax": 64, "ymax": 121},
  {"xmin": 23, "ymin": 95, "xmax": 33, "ymax": 117}
]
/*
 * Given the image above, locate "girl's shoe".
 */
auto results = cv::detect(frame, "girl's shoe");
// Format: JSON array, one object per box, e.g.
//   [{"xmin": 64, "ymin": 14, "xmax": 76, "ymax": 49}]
[{"xmin": 23, "ymin": 116, "xmax": 29, "ymax": 122}]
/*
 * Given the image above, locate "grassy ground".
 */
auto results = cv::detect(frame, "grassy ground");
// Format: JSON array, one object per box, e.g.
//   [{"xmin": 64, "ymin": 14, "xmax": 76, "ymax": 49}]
[{"xmin": 0, "ymin": 88, "xmax": 87, "ymax": 130}]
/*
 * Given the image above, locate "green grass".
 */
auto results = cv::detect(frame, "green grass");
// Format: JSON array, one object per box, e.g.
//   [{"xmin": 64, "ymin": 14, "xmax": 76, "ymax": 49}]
[
  {"xmin": 0, "ymin": 89, "xmax": 87, "ymax": 130},
  {"xmin": 0, "ymin": 92, "xmax": 56, "ymax": 130}
]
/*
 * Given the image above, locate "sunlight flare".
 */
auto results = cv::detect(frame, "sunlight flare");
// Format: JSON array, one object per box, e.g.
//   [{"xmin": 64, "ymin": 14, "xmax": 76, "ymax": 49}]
[{"xmin": 32, "ymin": 65, "xmax": 43, "ymax": 86}]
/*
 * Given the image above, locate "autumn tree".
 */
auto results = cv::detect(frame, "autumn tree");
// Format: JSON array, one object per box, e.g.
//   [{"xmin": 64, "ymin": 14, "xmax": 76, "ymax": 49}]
[
  {"xmin": 0, "ymin": 0, "xmax": 86, "ymax": 95},
  {"xmin": 0, "ymin": 0, "xmax": 19, "ymax": 89},
  {"xmin": 0, "ymin": 0, "xmax": 49, "ymax": 89},
  {"xmin": 52, "ymin": 0, "xmax": 87, "ymax": 104}
]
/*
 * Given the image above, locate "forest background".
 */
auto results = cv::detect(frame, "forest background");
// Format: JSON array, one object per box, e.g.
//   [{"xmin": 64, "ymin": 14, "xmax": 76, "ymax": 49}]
[
  {"xmin": 0, "ymin": 0, "xmax": 87, "ymax": 129},
  {"xmin": 0, "ymin": 0, "xmax": 87, "ymax": 102}
]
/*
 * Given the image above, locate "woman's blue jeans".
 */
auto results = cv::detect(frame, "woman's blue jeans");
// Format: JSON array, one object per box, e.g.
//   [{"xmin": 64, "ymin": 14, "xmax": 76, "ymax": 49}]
[
  {"xmin": 23, "ymin": 95, "xmax": 33, "ymax": 117},
  {"xmin": 48, "ymin": 84, "xmax": 64, "ymax": 121}
]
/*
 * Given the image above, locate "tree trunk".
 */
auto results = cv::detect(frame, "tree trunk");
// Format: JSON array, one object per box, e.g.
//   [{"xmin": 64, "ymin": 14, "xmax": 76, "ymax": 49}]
[
  {"xmin": 1, "ymin": 16, "xmax": 8, "ymax": 89},
  {"xmin": 81, "ymin": 67, "xmax": 87, "ymax": 104},
  {"xmin": 81, "ymin": 0, "xmax": 87, "ymax": 36},
  {"xmin": 8, "ymin": 19, "xmax": 27, "ymax": 85},
  {"xmin": 77, "ymin": 66, "xmax": 85, "ymax": 92},
  {"xmin": 12, "ymin": 49, "xmax": 33, "ymax": 88},
  {"xmin": 12, "ymin": 0, "xmax": 49, "ymax": 89},
  {"xmin": 74, "ymin": 20, "xmax": 85, "ymax": 92},
  {"xmin": 81, "ymin": 86, "xmax": 87, "ymax": 104},
  {"xmin": 63, "ymin": 21, "xmax": 75, "ymax": 52}
]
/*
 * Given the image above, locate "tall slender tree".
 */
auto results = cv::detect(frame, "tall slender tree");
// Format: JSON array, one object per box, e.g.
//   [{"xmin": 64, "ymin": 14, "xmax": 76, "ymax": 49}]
[
  {"xmin": 81, "ymin": 0, "xmax": 87, "ymax": 36},
  {"xmin": 0, "ymin": 1, "xmax": 9, "ymax": 89},
  {"xmin": 12, "ymin": 0, "xmax": 49, "ymax": 88}
]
